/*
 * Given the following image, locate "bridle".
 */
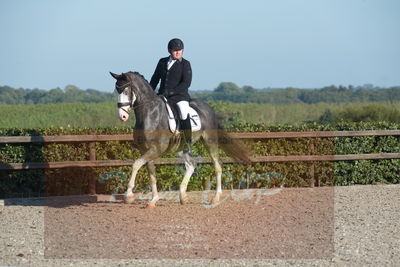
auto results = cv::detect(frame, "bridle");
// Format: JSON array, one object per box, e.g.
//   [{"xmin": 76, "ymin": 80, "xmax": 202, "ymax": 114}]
[
  {"xmin": 116, "ymin": 81, "xmax": 135, "ymax": 115},
  {"xmin": 116, "ymin": 79, "xmax": 156, "ymax": 114}
]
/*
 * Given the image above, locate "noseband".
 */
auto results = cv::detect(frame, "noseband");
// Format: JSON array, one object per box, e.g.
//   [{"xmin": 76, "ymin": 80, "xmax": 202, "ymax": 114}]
[{"xmin": 118, "ymin": 103, "xmax": 131, "ymax": 116}]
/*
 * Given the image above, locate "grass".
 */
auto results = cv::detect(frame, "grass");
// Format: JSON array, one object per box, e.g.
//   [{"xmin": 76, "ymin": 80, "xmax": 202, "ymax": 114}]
[{"xmin": 1, "ymin": 101, "xmax": 399, "ymax": 128}]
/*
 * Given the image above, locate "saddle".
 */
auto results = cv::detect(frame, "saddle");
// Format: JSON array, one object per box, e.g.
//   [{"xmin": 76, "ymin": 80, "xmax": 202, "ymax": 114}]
[{"xmin": 161, "ymin": 97, "xmax": 201, "ymax": 135}]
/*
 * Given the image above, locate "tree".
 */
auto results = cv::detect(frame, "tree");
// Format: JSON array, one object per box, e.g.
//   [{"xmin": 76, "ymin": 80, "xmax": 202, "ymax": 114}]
[
  {"xmin": 243, "ymin": 85, "xmax": 256, "ymax": 93},
  {"xmin": 45, "ymin": 88, "xmax": 64, "ymax": 103},
  {"xmin": 64, "ymin": 85, "xmax": 85, "ymax": 102},
  {"xmin": 214, "ymin": 82, "xmax": 242, "ymax": 94},
  {"xmin": 24, "ymin": 89, "xmax": 47, "ymax": 104}
]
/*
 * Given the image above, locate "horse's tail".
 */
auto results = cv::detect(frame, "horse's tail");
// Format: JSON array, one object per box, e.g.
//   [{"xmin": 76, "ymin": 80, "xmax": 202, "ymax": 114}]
[
  {"xmin": 217, "ymin": 124, "xmax": 252, "ymax": 164},
  {"xmin": 189, "ymin": 99, "xmax": 252, "ymax": 164}
]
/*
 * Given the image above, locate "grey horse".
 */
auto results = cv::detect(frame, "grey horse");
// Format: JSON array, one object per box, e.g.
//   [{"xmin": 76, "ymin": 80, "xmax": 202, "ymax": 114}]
[{"xmin": 110, "ymin": 71, "xmax": 251, "ymax": 208}]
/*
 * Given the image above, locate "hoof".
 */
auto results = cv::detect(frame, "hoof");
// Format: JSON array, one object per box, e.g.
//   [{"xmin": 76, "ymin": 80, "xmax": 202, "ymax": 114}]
[
  {"xmin": 211, "ymin": 194, "xmax": 221, "ymax": 205},
  {"xmin": 180, "ymin": 195, "xmax": 188, "ymax": 205},
  {"xmin": 124, "ymin": 194, "xmax": 135, "ymax": 204},
  {"xmin": 180, "ymin": 190, "xmax": 189, "ymax": 205},
  {"xmin": 146, "ymin": 203, "xmax": 156, "ymax": 209}
]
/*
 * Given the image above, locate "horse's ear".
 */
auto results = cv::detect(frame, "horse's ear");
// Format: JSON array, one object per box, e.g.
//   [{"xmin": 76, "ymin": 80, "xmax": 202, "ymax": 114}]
[{"xmin": 110, "ymin": 72, "xmax": 122, "ymax": 79}]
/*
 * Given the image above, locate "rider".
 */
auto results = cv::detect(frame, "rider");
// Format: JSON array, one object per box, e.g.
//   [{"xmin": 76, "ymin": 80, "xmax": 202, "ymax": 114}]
[{"xmin": 150, "ymin": 38, "xmax": 193, "ymax": 152}]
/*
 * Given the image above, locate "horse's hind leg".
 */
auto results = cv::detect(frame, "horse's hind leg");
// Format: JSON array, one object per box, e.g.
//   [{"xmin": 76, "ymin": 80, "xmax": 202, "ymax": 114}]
[
  {"xmin": 210, "ymin": 150, "xmax": 222, "ymax": 205},
  {"xmin": 179, "ymin": 151, "xmax": 196, "ymax": 205},
  {"xmin": 146, "ymin": 161, "xmax": 159, "ymax": 209},
  {"xmin": 203, "ymin": 136, "xmax": 223, "ymax": 205}
]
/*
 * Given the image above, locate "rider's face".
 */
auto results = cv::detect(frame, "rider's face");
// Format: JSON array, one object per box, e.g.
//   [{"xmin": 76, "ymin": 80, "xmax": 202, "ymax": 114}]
[{"xmin": 169, "ymin": 49, "xmax": 183, "ymax": 60}]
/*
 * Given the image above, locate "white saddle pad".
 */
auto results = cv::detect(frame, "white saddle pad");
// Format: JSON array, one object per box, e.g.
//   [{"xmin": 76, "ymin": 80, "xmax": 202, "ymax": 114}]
[{"xmin": 163, "ymin": 98, "xmax": 201, "ymax": 134}]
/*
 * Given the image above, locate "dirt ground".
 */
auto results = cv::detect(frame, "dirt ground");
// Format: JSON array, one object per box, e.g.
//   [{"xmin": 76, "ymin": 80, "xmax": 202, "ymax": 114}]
[
  {"xmin": 42, "ymin": 187, "xmax": 334, "ymax": 259},
  {"xmin": 2, "ymin": 185, "xmax": 400, "ymax": 266}
]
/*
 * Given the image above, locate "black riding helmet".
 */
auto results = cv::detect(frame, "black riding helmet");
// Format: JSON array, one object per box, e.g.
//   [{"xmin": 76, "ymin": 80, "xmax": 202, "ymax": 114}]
[{"xmin": 168, "ymin": 38, "xmax": 184, "ymax": 51}]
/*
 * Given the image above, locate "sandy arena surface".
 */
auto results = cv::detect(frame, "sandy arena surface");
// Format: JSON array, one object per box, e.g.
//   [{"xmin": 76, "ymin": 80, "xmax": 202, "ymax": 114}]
[{"xmin": 1, "ymin": 185, "xmax": 399, "ymax": 266}]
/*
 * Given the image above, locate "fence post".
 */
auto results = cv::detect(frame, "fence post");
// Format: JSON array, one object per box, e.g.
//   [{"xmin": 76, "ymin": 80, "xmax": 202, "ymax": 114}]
[
  {"xmin": 88, "ymin": 141, "xmax": 97, "ymax": 194},
  {"xmin": 309, "ymin": 139, "xmax": 316, "ymax": 187},
  {"xmin": 398, "ymin": 135, "xmax": 400, "ymax": 180}
]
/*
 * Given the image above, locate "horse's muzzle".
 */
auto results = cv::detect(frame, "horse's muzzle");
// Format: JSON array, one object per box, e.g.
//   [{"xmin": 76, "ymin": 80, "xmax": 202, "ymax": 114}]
[{"xmin": 119, "ymin": 108, "xmax": 130, "ymax": 122}]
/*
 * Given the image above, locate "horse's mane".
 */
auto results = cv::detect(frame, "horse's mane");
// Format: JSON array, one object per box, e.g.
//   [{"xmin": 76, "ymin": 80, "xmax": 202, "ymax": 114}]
[{"xmin": 127, "ymin": 71, "xmax": 151, "ymax": 87}]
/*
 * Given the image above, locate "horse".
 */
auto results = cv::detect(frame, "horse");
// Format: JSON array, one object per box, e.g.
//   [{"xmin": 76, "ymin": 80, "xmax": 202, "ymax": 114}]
[{"xmin": 110, "ymin": 71, "xmax": 251, "ymax": 208}]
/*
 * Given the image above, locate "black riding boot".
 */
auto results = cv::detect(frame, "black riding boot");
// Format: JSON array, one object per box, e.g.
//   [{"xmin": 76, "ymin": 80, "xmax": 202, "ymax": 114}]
[{"xmin": 180, "ymin": 116, "xmax": 192, "ymax": 153}]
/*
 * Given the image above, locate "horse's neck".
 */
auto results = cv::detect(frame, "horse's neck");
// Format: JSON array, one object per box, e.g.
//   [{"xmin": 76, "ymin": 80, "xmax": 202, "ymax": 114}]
[
  {"xmin": 133, "ymin": 91, "xmax": 160, "ymax": 115},
  {"xmin": 135, "ymin": 79, "xmax": 156, "ymax": 100},
  {"xmin": 130, "ymin": 74, "xmax": 161, "ymax": 122},
  {"xmin": 134, "ymin": 96, "xmax": 164, "ymax": 129}
]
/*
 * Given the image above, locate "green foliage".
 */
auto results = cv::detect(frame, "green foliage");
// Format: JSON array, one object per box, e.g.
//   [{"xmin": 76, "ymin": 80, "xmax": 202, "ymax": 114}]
[
  {"xmin": 0, "ymin": 85, "xmax": 113, "ymax": 104},
  {"xmin": 193, "ymin": 85, "xmax": 400, "ymax": 104},
  {"xmin": 0, "ymin": 102, "xmax": 131, "ymax": 128},
  {"xmin": 318, "ymin": 109, "xmax": 336, "ymax": 125},
  {"xmin": 1, "ymin": 122, "xmax": 399, "ymax": 198},
  {"xmin": 211, "ymin": 101, "xmax": 400, "ymax": 127},
  {"xmin": 318, "ymin": 104, "xmax": 400, "ymax": 124},
  {"xmin": 336, "ymin": 104, "xmax": 400, "ymax": 123}
]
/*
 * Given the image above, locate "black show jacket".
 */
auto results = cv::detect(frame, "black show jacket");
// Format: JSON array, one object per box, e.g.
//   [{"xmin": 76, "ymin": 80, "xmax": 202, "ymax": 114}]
[{"xmin": 149, "ymin": 56, "xmax": 192, "ymax": 103}]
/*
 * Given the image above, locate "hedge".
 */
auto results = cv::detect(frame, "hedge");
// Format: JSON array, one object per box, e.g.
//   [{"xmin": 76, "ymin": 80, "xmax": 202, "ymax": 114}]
[{"xmin": 0, "ymin": 122, "xmax": 399, "ymax": 198}]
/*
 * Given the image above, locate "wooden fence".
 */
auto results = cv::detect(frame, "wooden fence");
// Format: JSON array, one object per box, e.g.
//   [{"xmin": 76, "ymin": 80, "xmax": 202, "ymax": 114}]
[
  {"xmin": 1, "ymin": 130, "xmax": 400, "ymax": 192},
  {"xmin": 1, "ymin": 130, "xmax": 400, "ymax": 170}
]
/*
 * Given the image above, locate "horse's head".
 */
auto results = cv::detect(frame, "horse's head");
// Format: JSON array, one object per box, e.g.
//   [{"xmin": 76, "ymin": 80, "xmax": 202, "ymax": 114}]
[{"xmin": 110, "ymin": 72, "xmax": 137, "ymax": 122}]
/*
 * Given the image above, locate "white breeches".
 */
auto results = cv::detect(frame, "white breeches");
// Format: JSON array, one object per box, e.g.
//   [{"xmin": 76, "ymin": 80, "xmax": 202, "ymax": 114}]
[{"xmin": 176, "ymin": 101, "xmax": 190, "ymax": 120}]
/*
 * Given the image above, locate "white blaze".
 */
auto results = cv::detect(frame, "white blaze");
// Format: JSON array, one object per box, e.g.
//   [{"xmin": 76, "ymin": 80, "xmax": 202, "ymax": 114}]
[{"xmin": 117, "ymin": 88, "xmax": 136, "ymax": 122}]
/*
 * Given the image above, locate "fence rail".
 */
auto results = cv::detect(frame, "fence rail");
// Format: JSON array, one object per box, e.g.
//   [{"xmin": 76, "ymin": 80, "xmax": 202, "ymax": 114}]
[
  {"xmin": 1, "ymin": 130, "xmax": 400, "ymax": 171},
  {"xmin": 2, "ymin": 130, "xmax": 399, "ymax": 192},
  {"xmin": 1, "ymin": 130, "xmax": 400, "ymax": 144}
]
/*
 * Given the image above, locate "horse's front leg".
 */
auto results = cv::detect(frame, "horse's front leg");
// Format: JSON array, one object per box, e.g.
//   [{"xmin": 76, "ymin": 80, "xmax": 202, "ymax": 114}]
[
  {"xmin": 146, "ymin": 161, "xmax": 159, "ymax": 209},
  {"xmin": 125, "ymin": 156, "xmax": 148, "ymax": 204}
]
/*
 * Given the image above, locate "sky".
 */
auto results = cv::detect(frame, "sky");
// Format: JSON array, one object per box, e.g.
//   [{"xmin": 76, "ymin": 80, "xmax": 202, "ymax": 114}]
[{"xmin": 0, "ymin": 0, "xmax": 399, "ymax": 92}]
